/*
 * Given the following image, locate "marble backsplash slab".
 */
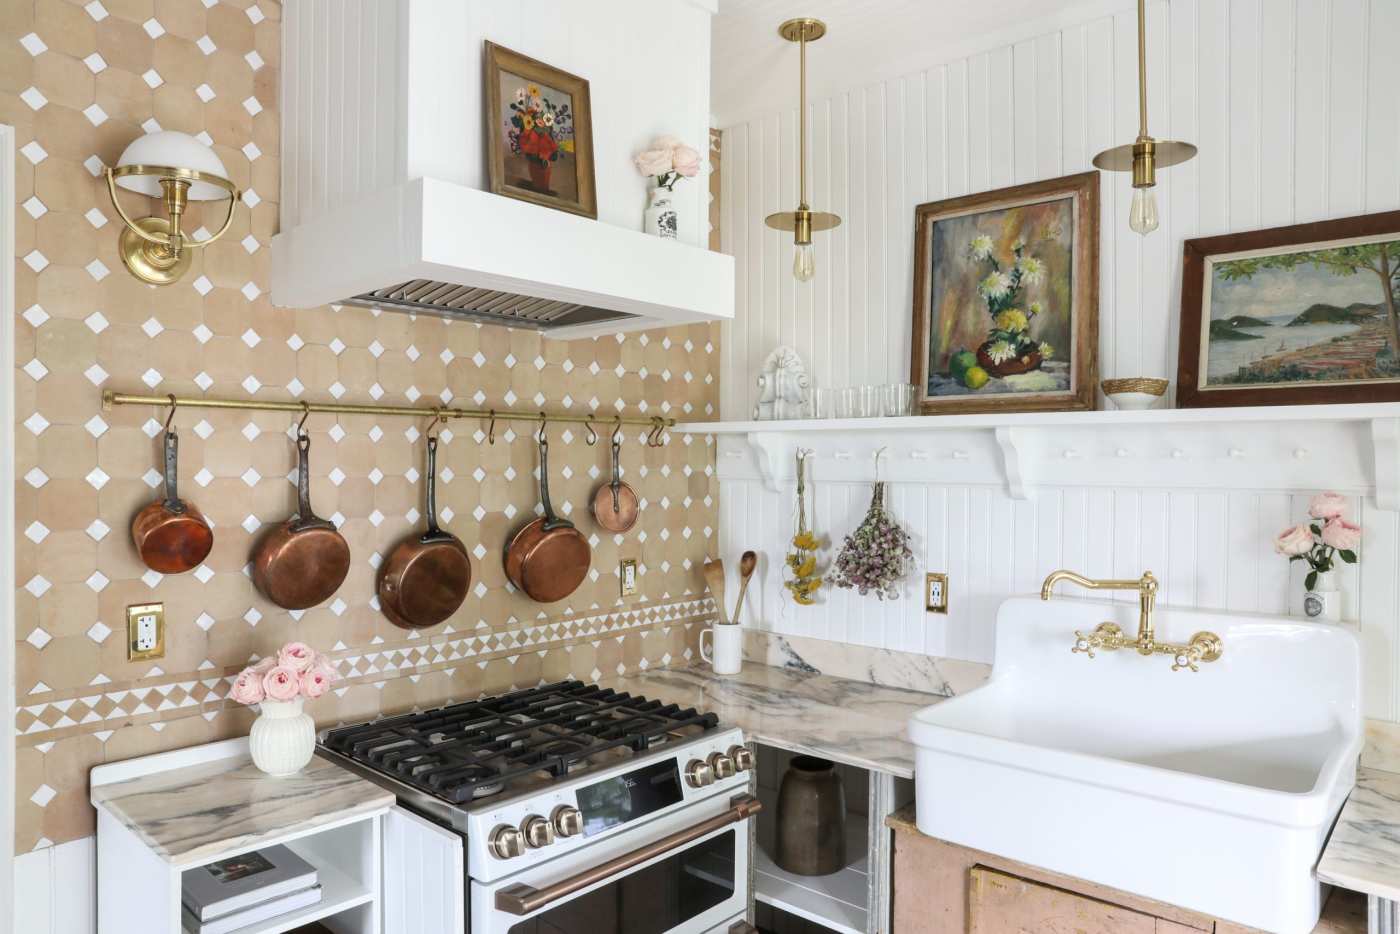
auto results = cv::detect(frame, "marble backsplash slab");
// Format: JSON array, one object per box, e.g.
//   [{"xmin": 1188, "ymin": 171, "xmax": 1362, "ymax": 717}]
[{"xmin": 742, "ymin": 630, "xmax": 991, "ymax": 697}]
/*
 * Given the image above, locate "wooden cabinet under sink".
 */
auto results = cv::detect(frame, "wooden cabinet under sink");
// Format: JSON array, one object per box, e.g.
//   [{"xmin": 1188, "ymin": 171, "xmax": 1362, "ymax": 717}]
[{"xmin": 887, "ymin": 805, "xmax": 1364, "ymax": 934}]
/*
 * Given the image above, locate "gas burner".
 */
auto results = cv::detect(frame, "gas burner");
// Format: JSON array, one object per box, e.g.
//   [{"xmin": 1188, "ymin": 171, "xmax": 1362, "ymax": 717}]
[{"xmin": 320, "ymin": 680, "xmax": 719, "ymax": 806}]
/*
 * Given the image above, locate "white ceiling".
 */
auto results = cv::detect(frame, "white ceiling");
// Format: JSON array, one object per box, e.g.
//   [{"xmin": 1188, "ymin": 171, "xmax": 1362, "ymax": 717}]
[{"xmin": 710, "ymin": 0, "xmax": 1130, "ymax": 127}]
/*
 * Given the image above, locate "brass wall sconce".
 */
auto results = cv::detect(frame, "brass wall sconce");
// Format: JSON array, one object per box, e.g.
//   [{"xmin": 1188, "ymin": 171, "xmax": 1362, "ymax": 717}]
[{"xmin": 103, "ymin": 131, "xmax": 242, "ymax": 285}]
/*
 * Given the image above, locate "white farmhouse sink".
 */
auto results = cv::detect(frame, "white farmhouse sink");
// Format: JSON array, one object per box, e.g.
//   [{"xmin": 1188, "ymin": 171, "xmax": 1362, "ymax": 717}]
[{"xmin": 909, "ymin": 596, "xmax": 1361, "ymax": 934}]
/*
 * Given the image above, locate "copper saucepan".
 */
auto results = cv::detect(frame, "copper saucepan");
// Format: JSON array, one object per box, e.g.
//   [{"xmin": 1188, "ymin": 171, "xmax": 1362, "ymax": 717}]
[
  {"xmin": 378, "ymin": 417, "xmax": 472, "ymax": 629},
  {"xmin": 590, "ymin": 418, "xmax": 638, "ymax": 533},
  {"xmin": 504, "ymin": 417, "xmax": 591, "ymax": 603},
  {"xmin": 251, "ymin": 409, "xmax": 351, "ymax": 610},
  {"xmin": 131, "ymin": 396, "xmax": 214, "ymax": 573}
]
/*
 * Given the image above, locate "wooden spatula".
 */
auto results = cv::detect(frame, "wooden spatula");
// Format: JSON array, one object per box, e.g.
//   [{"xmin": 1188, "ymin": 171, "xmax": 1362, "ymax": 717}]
[{"xmin": 703, "ymin": 559, "xmax": 728, "ymax": 623}]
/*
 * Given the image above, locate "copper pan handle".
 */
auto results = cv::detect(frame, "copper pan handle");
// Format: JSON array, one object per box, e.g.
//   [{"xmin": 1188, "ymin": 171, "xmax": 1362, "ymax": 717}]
[{"xmin": 494, "ymin": 794, "xmax": 762, "ymax": 916}]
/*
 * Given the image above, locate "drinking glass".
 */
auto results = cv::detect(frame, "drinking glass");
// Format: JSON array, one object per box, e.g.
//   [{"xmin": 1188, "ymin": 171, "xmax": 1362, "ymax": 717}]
[
  {"xmin": 882, "ymin": 383, "xmax": 915, "ymax": 417},
  {"xmin": 855, "ymin": 385, "xmax": 881, "ymax": 418},
  {"xmin": 813, "ymin": 388, "xmax": 839, "ymax": 420},
  {"xmin": 835, "ymin": 387, "xmax": 857, "ymax": 419}
]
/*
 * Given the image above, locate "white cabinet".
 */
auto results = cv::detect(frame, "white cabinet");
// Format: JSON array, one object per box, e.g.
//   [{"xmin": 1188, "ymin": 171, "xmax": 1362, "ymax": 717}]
[{"xmin": 381, "ymin": 806, "xmax": 465, "ymax": 934}]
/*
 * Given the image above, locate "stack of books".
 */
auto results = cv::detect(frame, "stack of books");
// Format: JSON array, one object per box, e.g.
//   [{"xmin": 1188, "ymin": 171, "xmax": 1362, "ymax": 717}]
[{"xmin": 181, "ymin": 845, "xmax": 321, "ymax": 934}]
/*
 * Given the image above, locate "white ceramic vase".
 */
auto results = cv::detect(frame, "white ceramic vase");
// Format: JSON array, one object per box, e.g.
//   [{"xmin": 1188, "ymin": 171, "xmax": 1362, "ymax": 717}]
[
  {"xmin": 249, "ymin": 698, "xmax": 315, "ymax": 776},
  {"xmin": 1304, "ymin": 569, "xmax": 1342, "ymax": 622},
  {"xmin": 644, "ymin": 184, "xmax": 678, "ymax": 239}
]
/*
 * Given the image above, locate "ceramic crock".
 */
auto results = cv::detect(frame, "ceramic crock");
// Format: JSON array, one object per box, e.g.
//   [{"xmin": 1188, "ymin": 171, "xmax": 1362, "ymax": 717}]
[{"xmin": 775, "ymin": 755, "xmax": 846, "ymax": 875}]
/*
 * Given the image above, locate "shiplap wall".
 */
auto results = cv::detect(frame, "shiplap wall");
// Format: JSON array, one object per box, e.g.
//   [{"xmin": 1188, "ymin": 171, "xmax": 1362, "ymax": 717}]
[{"xmin": 716, "ymin": 0, "xmax": 1400, "ymax": 721}]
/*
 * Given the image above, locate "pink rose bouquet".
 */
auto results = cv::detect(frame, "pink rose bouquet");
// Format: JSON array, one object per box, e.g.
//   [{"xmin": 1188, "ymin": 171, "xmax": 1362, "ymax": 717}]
[
  {"xmin": 1275, "ymin": 492, "xmax": 1361, "ymax": 592},
  {"xmin": 634, "ymin": 135, "xmax": 702, "ymax": 191},
  {"xmin": 229, "ymin": 641, "xmax": 337, "ymax": 707}
]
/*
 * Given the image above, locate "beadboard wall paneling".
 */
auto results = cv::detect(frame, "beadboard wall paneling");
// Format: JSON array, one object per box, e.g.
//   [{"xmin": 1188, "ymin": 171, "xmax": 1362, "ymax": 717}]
[
  {"xmin": 722, "ymin": 480, "xmax": 1398, "ymax": 719},
  {"xmin": 716, "ymin": 0, "xmax": 1400, "ymax": 723},
  {"xmin": 717, "ymin": 0, "xmax": 1400, "ymax": 420},
  {"xmin": 5, "ymin": 0, "xmax": 720, "ymax": 859}
]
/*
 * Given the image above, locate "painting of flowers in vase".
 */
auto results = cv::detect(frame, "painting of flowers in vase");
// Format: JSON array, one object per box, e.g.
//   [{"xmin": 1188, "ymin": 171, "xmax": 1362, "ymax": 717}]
[
  {"xmin": 485, "ymin": 43, "xmax": 596, "ymax": 219},
  {"xmin": 910, "ymin": 172, "xmax": 1099, "ymax": 414}
]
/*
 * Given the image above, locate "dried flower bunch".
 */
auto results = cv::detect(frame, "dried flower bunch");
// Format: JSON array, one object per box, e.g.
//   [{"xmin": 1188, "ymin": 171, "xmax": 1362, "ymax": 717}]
[
  {"xmin": 784, "ymin": 452, "xmax": 823, "ymax": 605},
  {"xmin": 829, "ymin": 481, "xmax": 914, "ymax": 600},
  {"xmin": 229, "ymin": 641, "xmax": 338, "ymax": 705},
  {"xmin": 1274, "ymin": 491, "xmax": 1361, "ymax": 591}
]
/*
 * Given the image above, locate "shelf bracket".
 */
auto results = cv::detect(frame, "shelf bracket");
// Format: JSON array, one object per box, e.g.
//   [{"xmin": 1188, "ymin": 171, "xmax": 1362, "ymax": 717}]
[
  {"xmin": 1373, "ymin": 418, "xmax": 1400, "ymax": 511},
  {"xmin": 994, "ymin": 426, "xmax": 1032, "ymax": 500},
  {"xmin": 745, "ymin": 432, "xmax": 784, "ymax": 492}
]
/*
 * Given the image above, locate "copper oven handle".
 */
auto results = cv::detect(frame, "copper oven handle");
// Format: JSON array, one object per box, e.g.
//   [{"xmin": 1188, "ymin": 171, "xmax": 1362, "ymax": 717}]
[{"xmin": 494, "ymin": 794, "xmax": 762, "ymax": 916}]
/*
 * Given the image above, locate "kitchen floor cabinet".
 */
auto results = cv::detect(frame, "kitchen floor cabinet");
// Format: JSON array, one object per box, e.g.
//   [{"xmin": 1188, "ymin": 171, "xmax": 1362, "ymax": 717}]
[{"xmin": 888, "ymin": 804, "xmax": 1365, "ymax": 934}]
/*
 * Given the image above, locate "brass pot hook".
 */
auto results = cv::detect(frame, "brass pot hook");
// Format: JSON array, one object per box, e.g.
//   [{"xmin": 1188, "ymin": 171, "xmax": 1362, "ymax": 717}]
[
  {"xmin": 613, "ymin": 414, "xmax": 624, "ymax": 446},
  {"xmin": 537, "ymin": 412, "xmax": 548, "ymax": 445},
  {"xmin": 486, "ymin": 409, "xmax": 497, "ymax": 445},
  {"xmin": 426, "ymin": 407, "xmax": 443, "ymax": 443},
  {"xmin": 584, "ymin": 416, "xmax": 598, "ymax": 446},
  {"xmin": 163, "ymin": 394, "xmax": 178, "ymax": 434},
  {"xmin": 296, "ymin": 401, "xmax": 312, "ymax": 438}
]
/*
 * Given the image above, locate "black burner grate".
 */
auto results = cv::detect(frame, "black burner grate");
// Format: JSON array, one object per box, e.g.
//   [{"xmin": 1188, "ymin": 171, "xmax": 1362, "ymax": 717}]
[{"xmin": 320, "ymin": 680, "xmax": 719, "ymax": 804}]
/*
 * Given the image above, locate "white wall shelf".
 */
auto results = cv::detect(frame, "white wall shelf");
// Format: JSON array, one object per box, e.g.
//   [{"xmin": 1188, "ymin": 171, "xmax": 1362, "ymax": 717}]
[{"xmin": 677, "ymin": 402, "xmax": 1400, "ymax": 508}]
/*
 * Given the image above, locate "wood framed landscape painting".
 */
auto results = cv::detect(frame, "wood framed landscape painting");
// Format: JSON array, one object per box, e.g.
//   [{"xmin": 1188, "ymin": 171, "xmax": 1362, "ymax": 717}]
[
  {"xmin": 485, "ymin": 42, "xmax": 597, "ymax": 219},
  {"xmin": 910, "ymin": 172, "xmax": 1100, "ymax": 415},
  {"xmin": 1177, "ymin": 211, "xmax": 1400, "ymax": 408}
]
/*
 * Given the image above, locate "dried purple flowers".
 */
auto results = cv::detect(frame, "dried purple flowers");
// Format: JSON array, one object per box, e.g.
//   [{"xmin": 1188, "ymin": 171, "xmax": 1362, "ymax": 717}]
[{"xmin": 829, "ymin": 481, "xmax": 914, "ymax": 600}]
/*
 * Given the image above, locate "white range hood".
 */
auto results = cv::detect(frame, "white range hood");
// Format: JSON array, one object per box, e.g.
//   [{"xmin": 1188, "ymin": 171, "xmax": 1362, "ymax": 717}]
[
  {"xmin": 270, "ymin": 0, "xmax": 730, "ymax": 340},
  {"xmin": 271, "ymin": 177, "xmax": 733, "ymax": 339}
]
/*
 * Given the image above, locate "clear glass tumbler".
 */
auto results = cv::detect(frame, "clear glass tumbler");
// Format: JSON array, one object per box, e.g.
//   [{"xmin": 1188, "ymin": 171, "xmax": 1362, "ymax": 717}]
[
  {"xmin": 856, "ymin": 385, "xmax": 881, "ymax": 418},
  {"xmin": 835, "ymin": 387, "xmax": 858, "ymax": 419},
  {"xmin": 813, "ymin": 388, "xmax": 839, "ymax": 420},
  {"xmin": 882, "ymin": 383, "xmax": 915, "ymax": 417}
]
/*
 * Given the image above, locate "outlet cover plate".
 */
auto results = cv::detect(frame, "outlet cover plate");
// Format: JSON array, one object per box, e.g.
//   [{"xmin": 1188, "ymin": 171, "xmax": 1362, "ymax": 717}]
[
  {"xmin": 126, "ymin": 602, "xmax": 165, "ymax": 661},
  {"xmin": 925, "ymin": 573, "xmax": 948, "ymax": 614},
  {"xmin": 620, "ymin": 559, "xmax": 638, "ymax": 596}
]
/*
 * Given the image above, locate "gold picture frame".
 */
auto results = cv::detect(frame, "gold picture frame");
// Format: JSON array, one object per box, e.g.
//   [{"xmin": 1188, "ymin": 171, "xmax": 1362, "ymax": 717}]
[{"xmin": 484, "ymin": 42, "xmax": 597, "ymax": 219}]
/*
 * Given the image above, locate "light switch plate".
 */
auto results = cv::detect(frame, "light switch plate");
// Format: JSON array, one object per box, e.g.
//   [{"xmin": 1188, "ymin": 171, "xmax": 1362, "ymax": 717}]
[
  {"xmin": 619, "ymin": 559, "xmax": 638, "ymax": 596},
  {"xmin": 126, "ymin": 602, "xmax": 165, "ymax": 661},
  {"xmin": 925, "ymin": 573, "xmax": 948, "ymax": 614}
]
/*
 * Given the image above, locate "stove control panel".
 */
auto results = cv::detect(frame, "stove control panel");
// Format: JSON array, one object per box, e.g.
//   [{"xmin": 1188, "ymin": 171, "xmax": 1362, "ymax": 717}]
[{"xmin": 468, "ymin": 728, "xmax": 752, "ymax": 878}]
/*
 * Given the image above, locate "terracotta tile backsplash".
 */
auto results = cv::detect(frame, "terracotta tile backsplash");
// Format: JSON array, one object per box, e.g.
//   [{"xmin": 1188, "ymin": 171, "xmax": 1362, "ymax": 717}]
[{"xmin": 6, "ymin": 0, "xmax": 720, "ymax": 851}]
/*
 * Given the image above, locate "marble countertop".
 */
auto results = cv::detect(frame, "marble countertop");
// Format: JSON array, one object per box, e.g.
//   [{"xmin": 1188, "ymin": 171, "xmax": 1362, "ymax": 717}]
[
  {"xmin": 91, "ymin": 753, "xmax": 394, "ymax": 867},
  {"xmin": 1318, "ymin": 766, "xmax": 1400, "ymax": 901},
  {"xmin": 603, "ymin": 663, "xmax": 945, "ymax": 777}
]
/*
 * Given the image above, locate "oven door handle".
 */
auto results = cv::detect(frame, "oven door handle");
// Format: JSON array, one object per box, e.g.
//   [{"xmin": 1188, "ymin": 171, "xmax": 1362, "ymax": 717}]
[{"xmin": 494, "ymin": 793, "xmax": 761, "ymax": 916}]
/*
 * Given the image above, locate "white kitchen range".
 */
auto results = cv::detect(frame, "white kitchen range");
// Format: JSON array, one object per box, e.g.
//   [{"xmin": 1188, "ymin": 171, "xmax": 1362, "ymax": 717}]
[{"xmin": 318, "ymin": 682, "xmax": 758, "ymax": 934}]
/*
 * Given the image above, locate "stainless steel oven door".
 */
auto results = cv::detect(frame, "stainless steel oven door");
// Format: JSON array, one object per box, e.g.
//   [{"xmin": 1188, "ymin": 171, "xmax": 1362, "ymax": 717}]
[{"xmin": 472, "ymin": 793, "xmax": 758, "ymax": 934}]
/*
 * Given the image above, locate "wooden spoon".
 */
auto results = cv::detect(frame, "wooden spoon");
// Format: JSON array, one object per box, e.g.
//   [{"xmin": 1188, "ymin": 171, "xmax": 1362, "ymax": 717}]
[
  {"xmin": 732, "ymin": 551, "xmax": 757, "ymax": 625},
  {"xmin": 703, "ymin": 559, "xmax": 728, "ymax": 623}
]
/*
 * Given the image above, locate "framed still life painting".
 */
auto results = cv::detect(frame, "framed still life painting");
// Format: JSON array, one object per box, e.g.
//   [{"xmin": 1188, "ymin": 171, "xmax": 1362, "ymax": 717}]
[
  {"xmin": 1177, "ymin": 211, "xmax": 1400, "ymax": 408},
  {"xmin": 910, "ymin": 172, "xmax": 1100, "ymax": 415},
  {"xmin": 485, "ymin": 42, "xmax": 597, "ymax": 219}
]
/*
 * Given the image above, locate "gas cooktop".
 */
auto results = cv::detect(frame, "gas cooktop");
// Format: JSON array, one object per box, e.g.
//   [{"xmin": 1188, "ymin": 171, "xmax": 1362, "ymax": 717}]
[{"xmin": 318, "ymin": 680, "xmax": 720, "ymax": 809}]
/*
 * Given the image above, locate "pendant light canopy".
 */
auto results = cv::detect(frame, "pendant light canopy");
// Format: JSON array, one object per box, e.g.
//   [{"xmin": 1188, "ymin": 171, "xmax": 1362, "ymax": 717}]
[
  {"xmin": 765, "ymin": 18, "xmax": 841, "ymax": 282},
  {"xmin": 1092, "ymin": 0, "xmax": 1196, "ymax": 235}
]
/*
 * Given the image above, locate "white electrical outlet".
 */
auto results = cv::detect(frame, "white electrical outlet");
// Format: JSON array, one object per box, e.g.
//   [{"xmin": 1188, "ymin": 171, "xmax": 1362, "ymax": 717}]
[
  {"xmin": 925, "ymin": 573, "xmax": 948, "ymax": 614},
  {"xmin": 127, "ymin": 603, "xmax": 165, "ymax": 660}
]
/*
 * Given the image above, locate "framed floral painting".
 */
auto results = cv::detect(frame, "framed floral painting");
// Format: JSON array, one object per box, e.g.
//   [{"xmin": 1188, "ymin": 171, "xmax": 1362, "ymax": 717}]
[
  {"xmin": 910, "ymin": 172, "xmax": 1100, "ymax": 414},
  {"xmin": 485, "ymin": 42, "xmax": 596, "ymax": 219}
]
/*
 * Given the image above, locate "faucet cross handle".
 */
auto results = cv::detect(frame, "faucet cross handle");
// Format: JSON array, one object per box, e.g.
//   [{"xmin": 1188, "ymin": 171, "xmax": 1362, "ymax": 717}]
[
  {"xmin": 1071, "ymin": 630, "xmax": 1097, "ymax": 659},
  {"xmin": 1171, "ymin": 650, "xmax": 1199, "ymax": 673},
  {"xmin": 1170, "ymin": 631, "xmax": 1224, "ymax": 673}
]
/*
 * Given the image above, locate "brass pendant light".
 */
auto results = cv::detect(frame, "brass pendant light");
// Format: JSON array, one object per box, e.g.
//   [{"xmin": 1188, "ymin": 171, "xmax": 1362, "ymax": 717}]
[
  {"xmin": 765, "ymin": 18, "xmax": 841, "ymax": 282},
  {"xmin": 1092, "ymin": 0, "xmax": 1196, "ymax": 235}
]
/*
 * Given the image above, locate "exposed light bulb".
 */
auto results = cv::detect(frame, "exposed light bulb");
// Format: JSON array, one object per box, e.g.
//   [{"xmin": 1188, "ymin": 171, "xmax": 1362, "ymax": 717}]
[
  {"xmin": 1129, "ymin": 187, "xmax": 1159, "ymax": 236},
  {"xmin": 793, "ymin": 242, "xmax": 816, "ymax": 282}
]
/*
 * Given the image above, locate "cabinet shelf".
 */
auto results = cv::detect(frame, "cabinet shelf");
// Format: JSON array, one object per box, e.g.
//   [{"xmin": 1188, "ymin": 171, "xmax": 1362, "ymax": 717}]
[
  {"xmin": 754, "ymin": 811, "xmax": 870, "ymax": 934},
  {"xmin": 676, "ymin": 401, "xmax": 1400, "ymax": 507}
]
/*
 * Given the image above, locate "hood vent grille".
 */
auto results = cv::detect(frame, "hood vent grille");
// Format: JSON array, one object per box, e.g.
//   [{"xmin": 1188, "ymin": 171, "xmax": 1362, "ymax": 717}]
[{"xmin": 345, "ymin": 279, "xmax": 636, "ymax": 331}]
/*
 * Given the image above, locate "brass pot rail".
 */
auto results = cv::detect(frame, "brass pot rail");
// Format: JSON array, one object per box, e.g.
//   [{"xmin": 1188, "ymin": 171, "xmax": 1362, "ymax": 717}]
[{"xmin": 101, "ymin": 390, "xmax": 675, "ymax": 441}]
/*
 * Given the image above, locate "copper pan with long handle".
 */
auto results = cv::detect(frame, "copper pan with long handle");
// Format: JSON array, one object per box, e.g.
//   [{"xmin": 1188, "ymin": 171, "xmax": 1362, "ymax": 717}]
[
  {"xmin": 378, "ymin": 421, "xmax": 471, "ymax": 629},
  {"xmin": 131, "ymin": 396, "xmax": 213, "ymax": 574},
  {"xmin": 251, "ymin": 413, "xmax": 351, "ymax": 610},
  {"xmin": 590, "ymin": 418, "xmax": 639, "ymax": 533},
  {"xmin": 504, "ymin": 417, "xmax": 590, "ymax": 603}
]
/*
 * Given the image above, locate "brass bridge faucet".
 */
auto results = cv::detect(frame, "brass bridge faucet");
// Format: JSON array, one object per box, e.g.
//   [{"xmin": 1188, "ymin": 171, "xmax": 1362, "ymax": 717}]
[{"xmin": 1039, "ymin": 569, "xmax": 1223, "ymax": 672}]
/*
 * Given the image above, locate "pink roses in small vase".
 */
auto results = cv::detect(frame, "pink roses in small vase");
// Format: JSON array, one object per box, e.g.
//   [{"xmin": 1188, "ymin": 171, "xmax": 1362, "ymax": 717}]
[
  {"xmin": 1274, "ymin": 492, "xmax": 1361, "ymax": 594},
  {"xmin": 229, "ymin": 642, "xmax": 337, "ymax": 776}
]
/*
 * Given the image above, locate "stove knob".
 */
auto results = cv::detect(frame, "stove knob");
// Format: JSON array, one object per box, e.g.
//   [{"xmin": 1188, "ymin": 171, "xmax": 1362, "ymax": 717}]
[
  {"xmin": 489, "ymin": 824, "xmax": 526, "ymax": 860},
  {"xmin": 728, "ymin": 745, "xmax": 755, "ymax": 772},
  {"xmin": 520, "ymin": 814, "xmax": 555, "ymax": 849},
  {"xmin": 685, "ymin": 758, "xmax": 715, "ymax": 788},
  {"xmin": 708, "ymin": 752, "xmax": 736, "ymax": 780},
  {"xmin": 552, "ymin": 805, "xmax": 583, "ymax": 838}
]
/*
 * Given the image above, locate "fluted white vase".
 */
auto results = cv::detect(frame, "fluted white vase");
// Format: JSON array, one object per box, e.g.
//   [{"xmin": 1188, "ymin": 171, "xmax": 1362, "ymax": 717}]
[{"xmin": 249, "ymin": 698, "xmax": 315, "ymax": 776}]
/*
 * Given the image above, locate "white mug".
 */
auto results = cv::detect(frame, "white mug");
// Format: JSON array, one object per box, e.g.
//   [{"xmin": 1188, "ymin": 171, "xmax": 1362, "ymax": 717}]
[{"xmin": 700, "ymin": 623, "xmax": 743, "ymax": 675}]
